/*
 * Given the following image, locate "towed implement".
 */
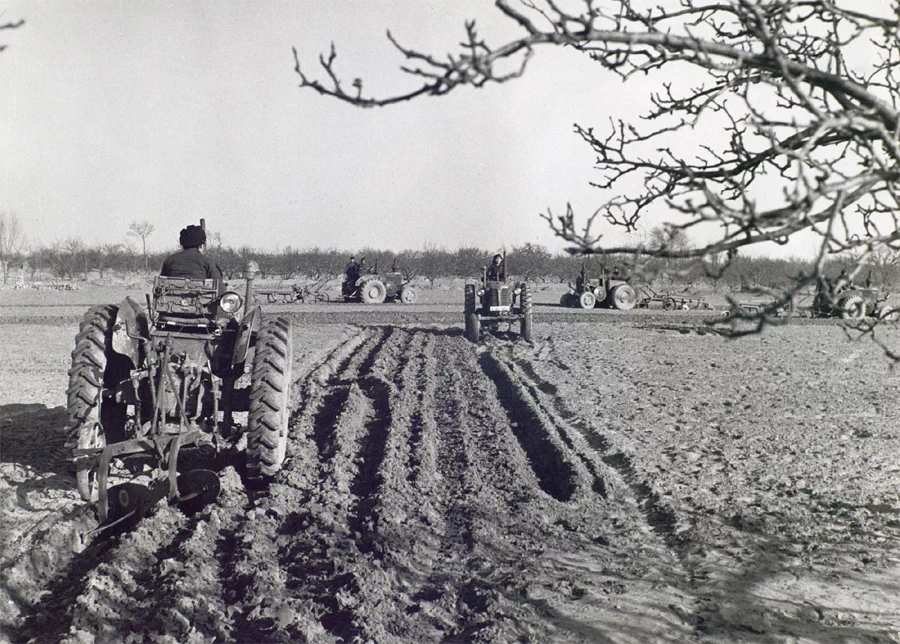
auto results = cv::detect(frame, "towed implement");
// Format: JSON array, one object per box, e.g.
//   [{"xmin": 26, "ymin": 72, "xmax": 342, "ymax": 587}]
[{"xmin": 66, "ymin": 262, "xmax": 293, "ymax": 533}]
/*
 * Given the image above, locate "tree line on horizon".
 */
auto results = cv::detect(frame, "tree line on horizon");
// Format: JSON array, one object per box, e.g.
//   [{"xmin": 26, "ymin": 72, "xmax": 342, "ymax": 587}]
[{"xmin": 2, "ymin": 223, "xmax": 897, "ymax": 295}]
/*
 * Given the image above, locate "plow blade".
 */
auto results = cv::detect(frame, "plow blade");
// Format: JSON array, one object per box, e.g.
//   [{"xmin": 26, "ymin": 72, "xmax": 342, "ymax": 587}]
[{"xmin": 173, "ymin": 469, "xmax": 221, "ymax": 514}]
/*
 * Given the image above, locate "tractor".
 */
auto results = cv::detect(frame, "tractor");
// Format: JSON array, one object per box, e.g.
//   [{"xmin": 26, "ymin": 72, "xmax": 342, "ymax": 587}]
[
  {"xmin": 342, "ymin": 259, "xmax": 417, "ymax": 304},
  {"xmin": 812, "ymin": 280, "xmax": 890, "ymax": 319},
  {"xmin": 464, "ymin": 254, "xmax": 533, "ymax": 342},
  {"xmin": 66, "ymin": 259, "xmax": 293, "ymax": 531},
  {"xmin": 560, "ymin": 262, "xmax": 637, "ymax": 310}
]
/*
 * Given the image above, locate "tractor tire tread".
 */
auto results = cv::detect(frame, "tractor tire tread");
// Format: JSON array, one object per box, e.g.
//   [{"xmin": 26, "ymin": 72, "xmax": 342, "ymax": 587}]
[{"xmin": 247, "ymin": 316, "xmax": 293, "ymax": 478}]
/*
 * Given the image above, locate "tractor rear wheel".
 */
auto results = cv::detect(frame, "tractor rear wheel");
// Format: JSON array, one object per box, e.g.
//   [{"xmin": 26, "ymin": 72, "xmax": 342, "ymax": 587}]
[
  {"xmin": 611, "ymin": 284, "xmax": 637, "ymax": 310},
  {"xmin": 465, "ymin": 313, "xmax": 480, "ymax": 343},
  {"xmin": 520, "ymin": 283, "xmax": 533, "ymax": 342},
  {"xmin": 578, "ymin": 291, "xmax": 596, "ymax": 309},
  {"xmin": 247, "ymin": 316, "xmax": 294, "ymax": 478},
  {"xmin": 400, "ymin": 286, "xmax": 417, "ymax": 304},
  {"xmin": 67, "ymin": 304, "xmax": 128, "ymax": 501},
  {"xmin": 360, "ymin": 279, "xmax": 387, "ymax": 304},
  {"xmin": 839, "ymin": 295, "xmax": 866, "ymax": 319}
]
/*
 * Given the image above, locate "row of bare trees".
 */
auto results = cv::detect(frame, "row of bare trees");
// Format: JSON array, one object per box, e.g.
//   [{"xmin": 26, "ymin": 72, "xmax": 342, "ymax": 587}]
[{"xmin": 5, "ymin": 227, "xmax": 896, "ymax": 294}]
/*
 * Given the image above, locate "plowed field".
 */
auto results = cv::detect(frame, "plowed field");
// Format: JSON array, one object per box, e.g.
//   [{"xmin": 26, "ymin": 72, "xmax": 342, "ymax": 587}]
[{"xmin": 2, "ymin": 301, "xmax": 900, "ymax": 643}]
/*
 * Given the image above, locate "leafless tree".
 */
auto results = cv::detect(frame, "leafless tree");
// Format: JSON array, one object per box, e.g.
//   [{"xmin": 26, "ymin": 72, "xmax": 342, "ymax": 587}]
[
  {"xmin": 127, "ymin": 220, "xmax": 155, "ymax": 274},
  {"xmin": 295, "ymin": 0, "xmax": 900, "ymax": 339},
  {"xmin": 0, "ymin": 212, "xmax": 25, "ymax": 285}
]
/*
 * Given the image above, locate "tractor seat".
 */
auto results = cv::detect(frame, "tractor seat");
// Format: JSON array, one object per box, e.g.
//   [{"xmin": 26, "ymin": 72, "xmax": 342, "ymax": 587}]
[{"xmin": 154, "ymin": 276, "xmax": 219, "ymax": 319}]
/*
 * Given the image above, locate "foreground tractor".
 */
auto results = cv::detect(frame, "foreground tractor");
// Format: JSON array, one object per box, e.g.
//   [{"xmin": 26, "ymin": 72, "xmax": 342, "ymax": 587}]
[
  {"xmin": 342, "ymin": 261, "xmax": 417, "ymax": 304},
  {"xmin": 560, "ymin": 262, "xmax": 637, "ymax": 311},
  {"xmin": 66, "ymin": 262, "xmax": 293, "ymax": 531},
  {"xmin": 464, "ymin": 256, "xmax": 533, "ymax": 342}
]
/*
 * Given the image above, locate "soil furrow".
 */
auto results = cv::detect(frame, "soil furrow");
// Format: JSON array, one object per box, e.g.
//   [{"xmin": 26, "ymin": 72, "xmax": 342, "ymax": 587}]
[
  {"xmin": 476, "ymin": 352, "xmax": 579, "ymax": 503},
  {"xmin": 504, "ymin": 355, "xmax": 611, "ymax": 497},
  {"xmin": 348, "ymin": 375, "xmax": 393, "ymax": 554},
  {"xmin": 511, "ymin": 355, "xmax": 693, "ymax": 560}
]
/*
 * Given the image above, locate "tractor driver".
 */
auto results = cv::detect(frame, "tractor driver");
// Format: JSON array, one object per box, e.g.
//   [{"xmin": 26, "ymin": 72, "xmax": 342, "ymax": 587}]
[
  {"xmin": 345, "ymin": 256, "xmax": 360, "ymax": 282},
  {"xmin": 160, "ymin": 225, "xmax": 224, "ymax": 291},
  {"xmin": 487, "ymin": 253, "xmax": 505, "ymax": 282}
]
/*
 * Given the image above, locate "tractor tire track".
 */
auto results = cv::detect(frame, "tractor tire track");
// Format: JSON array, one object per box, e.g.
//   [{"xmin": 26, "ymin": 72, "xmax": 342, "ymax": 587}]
[
  {"xmin": 509, "ymin": 353, "xmax": 692, "ymax": 558},
  {"xmin": 235, "ymin": 326, "xmax": 409, "ymax": 642}
]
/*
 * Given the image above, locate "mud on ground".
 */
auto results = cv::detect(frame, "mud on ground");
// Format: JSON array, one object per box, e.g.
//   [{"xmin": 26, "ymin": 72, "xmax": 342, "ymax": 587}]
[{"xmin": 1, "ymin": 307, "xmax": 899, "ymax": 643}]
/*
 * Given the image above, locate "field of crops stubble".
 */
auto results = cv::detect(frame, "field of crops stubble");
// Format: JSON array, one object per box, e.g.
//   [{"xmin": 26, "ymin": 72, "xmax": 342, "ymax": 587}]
[{"xmin": 1, "ymin": 284, "xmax": 900, "ymax": 644}]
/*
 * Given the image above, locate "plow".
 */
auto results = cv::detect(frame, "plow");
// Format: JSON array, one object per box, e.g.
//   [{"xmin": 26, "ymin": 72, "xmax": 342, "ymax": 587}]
[
  {"xmin": 67, "ymin": 259, "xmax": 293, "ymax": 536},
  {"xmin": 637, "ymin": 286, "xmax": 711, "ymax": 311},
  {"xmin": 256, "ymin": 278, "xmax": 332, "ymax": 304}
]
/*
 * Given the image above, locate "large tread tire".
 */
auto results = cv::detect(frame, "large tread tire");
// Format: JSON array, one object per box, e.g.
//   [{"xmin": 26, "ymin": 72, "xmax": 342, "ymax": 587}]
[
  {"xmin": 247, "ymin": 316, "xmax": 294, "ymax": 478},
  {"xmin": 360, "ymin": 279, "xmax": 387, "ymax": 304},
  {"xmin": 400, "ymin": 286, "xmax": 417, "ymax": 304},
  {"xmin": 520, "ymin": 283, "xmax": 534, "ymax": 342},
  {"xmin": 578, "ymin": 291, "xmax": 596, "ymax": 309},
  {"xmin": 66, "ymin": 304, "xmax": 127, "ymax": 501},
  {"xmin": 465, "ymin": 313, "xmax": 480, "ymax": 343},
  {"xmin": 611, "ymin": 284, "xmax": 637, "ymax": 310},
  {"xmin": 839, "ymin": 295, "xmax": 866, "ymax": 319},
  {"xmin": 464, "ymin": 284, "xmax": 478, "ymax": 314}
]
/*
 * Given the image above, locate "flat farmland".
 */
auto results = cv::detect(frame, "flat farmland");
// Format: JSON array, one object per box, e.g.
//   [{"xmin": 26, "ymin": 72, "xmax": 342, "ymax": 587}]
[{"xmin": 1, "ymin": 286, "xmax": 899, "ymax": 643}]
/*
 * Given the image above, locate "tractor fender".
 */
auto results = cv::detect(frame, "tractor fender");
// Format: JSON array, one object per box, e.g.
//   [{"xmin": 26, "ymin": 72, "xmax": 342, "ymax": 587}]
[
  {"xmin": 232, "ymin": 305, "xmax": 262, "ymax": 367},
  {"xmin": 112, "ymin": 296, "xmax": 149, "ymax": 367}
]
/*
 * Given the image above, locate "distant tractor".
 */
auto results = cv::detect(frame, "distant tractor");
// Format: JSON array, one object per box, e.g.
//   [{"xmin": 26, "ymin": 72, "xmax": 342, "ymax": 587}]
[
  {"xmin": 464, "ymin": 254, "xmax": 533, "ymax": 343},
  {"xmin": 560, "ymin": 262, "xmax": 637, "ymax": 310},
  {"xmin": 342, "ymin": 260, "xmax": 417, "ymax": 304},
  {"xmin": 813, "ymin": 281, "xmax": 890, "ymax": 319}
]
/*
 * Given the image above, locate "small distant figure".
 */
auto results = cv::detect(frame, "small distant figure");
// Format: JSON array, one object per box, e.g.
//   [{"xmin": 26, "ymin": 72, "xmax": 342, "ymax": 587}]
[
  {"xmin": 160, "ymin": 225, "xmax": 223, "ymax": 288},
  {"xmin": 345, "ymin": 255, "xmax": 360, "ymax": 282},
  {"xmin": 486, "ymin": 253, "xmax": 505, "ymax": 282}
]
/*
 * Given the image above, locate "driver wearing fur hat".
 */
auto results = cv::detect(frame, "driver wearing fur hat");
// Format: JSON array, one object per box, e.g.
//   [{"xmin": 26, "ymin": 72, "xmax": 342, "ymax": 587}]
[{"xmin": 160, "ymin": 224, "xmax": 223, "ymax": 287}]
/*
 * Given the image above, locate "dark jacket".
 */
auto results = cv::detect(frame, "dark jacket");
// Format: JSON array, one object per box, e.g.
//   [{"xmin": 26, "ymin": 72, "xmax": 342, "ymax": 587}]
[
  {"xmin": 487, "ymin": 264, "xmax": 505, "ymax": 282},
  {"xmin": 161, "ymin": 248, "xmax": 223, "ymax": 284}
]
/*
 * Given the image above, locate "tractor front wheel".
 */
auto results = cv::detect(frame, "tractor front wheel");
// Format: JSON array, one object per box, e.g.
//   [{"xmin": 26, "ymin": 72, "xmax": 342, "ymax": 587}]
[
  {"xmin": 247, "ymin": 316, "xmax": 294, "ymax": 478},
  {"xmin": 578, "ymin": 291, "xmax": 596, "ymax": 309},
  {"xmin": 360, "ymin": 280, "xmax": 387, "ymax": 304},
  {"xmin": 520, "ymin": 284, "xmax": 534, "ymax": 342},
  {"xmin": 400, "ymin": 286, "xmax": 417, "ymax": 304},
  {"xmin": 465, "ymin": 313, "xmax": 480, "ymax": 343},
  {"xmin": 67, "ymin": 304, "xmax": 128, "ymax": 501}
]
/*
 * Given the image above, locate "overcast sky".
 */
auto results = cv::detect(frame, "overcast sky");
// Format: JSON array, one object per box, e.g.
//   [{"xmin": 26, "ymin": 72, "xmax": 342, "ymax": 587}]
[{"xmin": 0, "ymin": 1, "xmax": 884, "ymax": 257}]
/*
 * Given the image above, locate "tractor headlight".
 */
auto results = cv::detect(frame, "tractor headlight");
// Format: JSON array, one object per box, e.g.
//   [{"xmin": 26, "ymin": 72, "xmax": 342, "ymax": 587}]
[{"xmin": 219, "ymin": 291, "xmax": 243, "ymax": 314}]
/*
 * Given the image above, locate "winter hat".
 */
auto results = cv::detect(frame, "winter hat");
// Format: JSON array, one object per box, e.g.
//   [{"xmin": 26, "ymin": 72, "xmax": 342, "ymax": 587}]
[{"xmin": 179, "ymin": 225, "xmax": 206, "ymax": 249}]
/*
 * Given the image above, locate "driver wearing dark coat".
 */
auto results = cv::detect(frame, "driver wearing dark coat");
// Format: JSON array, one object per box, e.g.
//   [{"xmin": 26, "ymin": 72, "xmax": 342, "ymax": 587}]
[
  {"xmin": 486, "ymin": 254, "xmax": 505, "ymax": 282},
  {"xmin": 160, "ymin": 225, "xmax": 223, "ymax": 290}
]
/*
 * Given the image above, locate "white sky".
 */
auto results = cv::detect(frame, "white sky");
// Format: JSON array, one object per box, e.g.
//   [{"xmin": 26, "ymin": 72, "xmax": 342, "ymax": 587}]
[{"xmin": 0, "ymin": 1, "xmax": 887, "ymax": 257}]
